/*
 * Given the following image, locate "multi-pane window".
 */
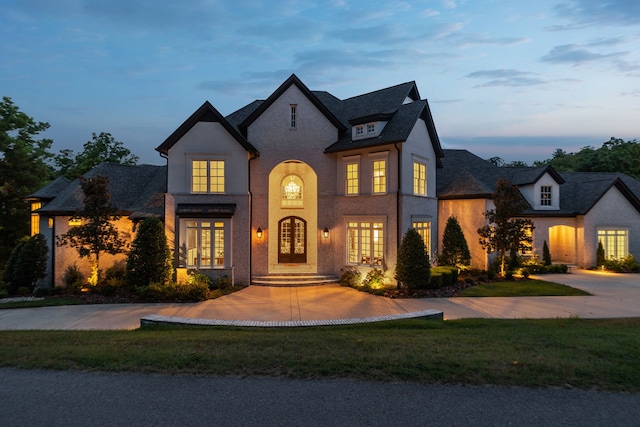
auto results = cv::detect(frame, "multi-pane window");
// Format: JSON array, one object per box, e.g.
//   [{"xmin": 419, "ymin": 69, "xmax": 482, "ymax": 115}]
[
  {"xmin": 412, "ymin": 221, "xmax": 431, "ymax": 256},
  {"xmin": 355, "ymin": 125, "xmax": 364, "ymax": 136},
  {"xmin": 540, "ymin": 185, "xmax": 552, "ymax": 206},
  {"xmin": 290, "ymin": 104, "xmax": 297, "ymax": 128},
  {"xmin": 367, "ymin": 123, "xmax": 375, "ymax": 134},
  {"xmin": 372, "ymin": 160, "xmax": 387, "ymax": 194},
  {"xmin": 187, "ymin": 220, "xmax": 225, "ymax": 268},
  {"xmin": 192, "ymin": 160, "xmax": 225, "ymax": 193},
  {"xmin": 282, "ymin": 175, "xmax": 303, "ymax": 207},
  {"xmin": 598, "ymin": 229, "xmax": 628, "ymax": 260},
  {"xmin": 347, "ymin": 221, "xmax": 384, "ymax": 266},
  {"xmin": 30, "ymin": 202, "xmax": 41, "ymax": 236},
  {"xmin": 413, "ymin": 162, "xmax": 426, "ymax": 196},
  {"xmin": 346, "ymin": 163, "xmax": 359, "ymax": 195}
]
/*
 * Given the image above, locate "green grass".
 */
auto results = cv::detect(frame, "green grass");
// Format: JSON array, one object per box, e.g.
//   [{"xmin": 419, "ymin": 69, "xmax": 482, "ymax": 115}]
[
  {"xmin": 0, "ymin": 318, "xmax": 638, "ymax": 391},
  {"xmin": 460, "ymin": 280, "xmax": 591, "ymax": 297}
]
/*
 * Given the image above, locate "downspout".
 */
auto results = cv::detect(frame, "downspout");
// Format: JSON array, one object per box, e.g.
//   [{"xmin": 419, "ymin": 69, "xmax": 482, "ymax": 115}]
[
  {"xmin": 159, "ymin": 152, "xmax": 174, "ymax": 271},
  {"xmin": 395, "ymin": 142, "xmax": 402, "ymax": 252}
]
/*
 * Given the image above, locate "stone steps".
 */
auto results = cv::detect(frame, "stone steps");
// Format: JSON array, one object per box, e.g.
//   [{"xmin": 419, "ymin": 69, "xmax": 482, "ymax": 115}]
[{"xmin": 251, "ymin": 274, "xmax": 339, "ymax": 286}]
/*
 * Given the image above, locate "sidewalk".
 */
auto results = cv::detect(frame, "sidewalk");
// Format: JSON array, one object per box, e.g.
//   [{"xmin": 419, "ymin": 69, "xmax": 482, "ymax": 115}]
[{"xmin": 1, "ymin": 269, "xmax": 639, "ymax": 330}]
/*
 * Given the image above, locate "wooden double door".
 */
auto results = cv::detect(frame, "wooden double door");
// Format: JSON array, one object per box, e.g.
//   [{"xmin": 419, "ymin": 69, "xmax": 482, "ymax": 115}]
[{"xmin": 278, "ymin": 216, "xmax": 307, "ymax": 263}]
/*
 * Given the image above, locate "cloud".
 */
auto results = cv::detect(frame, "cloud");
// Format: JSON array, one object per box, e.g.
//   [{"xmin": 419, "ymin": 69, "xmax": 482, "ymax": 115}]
[
  {"xmin": 465, "ymin": 69, "xmax": 546, "ymax": 87},
  {"xmin": 554, "ymin": 0, "xmax": 640, "ymax": 27},
  {"xmin": 453, "ymin": 34, "xmax": 530, "ymax": 48},
  {"xmin": 540, "ymin": 44, "xmax": 626, "ymax": 65}
]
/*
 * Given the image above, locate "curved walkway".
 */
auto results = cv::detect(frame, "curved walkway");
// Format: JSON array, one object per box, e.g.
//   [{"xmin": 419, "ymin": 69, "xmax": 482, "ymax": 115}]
[{"xmin": 1, "ymin": 269, "xmax": 639, "ymax": 330}]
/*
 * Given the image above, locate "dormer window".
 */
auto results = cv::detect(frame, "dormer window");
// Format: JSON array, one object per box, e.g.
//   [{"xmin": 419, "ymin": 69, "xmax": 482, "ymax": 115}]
[
  {"xmin": 540, "ymin": 186, "xmax": 552, "ymax": 206},
  {"xmin": 355, "ymin": 125, "xmax": 364, "ymax": 136},
  {"xmin": 367, "ymin": 123, "xmax": 375, "ymax": 134}
]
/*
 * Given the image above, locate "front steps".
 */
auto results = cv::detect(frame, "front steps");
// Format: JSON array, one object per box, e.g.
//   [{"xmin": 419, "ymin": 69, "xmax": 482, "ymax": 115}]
[{"xmin": 251, "ymin": 274, "xmax": 339, "ymax": 286}]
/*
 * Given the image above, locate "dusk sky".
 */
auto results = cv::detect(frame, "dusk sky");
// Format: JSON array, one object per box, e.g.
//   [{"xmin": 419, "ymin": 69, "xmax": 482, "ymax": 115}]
[{"xmin": 2, "ymin": 0, "xmax": 638, "ymax": 165}]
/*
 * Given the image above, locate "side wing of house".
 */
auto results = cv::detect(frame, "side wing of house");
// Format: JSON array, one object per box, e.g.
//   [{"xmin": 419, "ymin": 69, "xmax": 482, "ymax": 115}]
[{"xmin": 157, "ymin": 102, "xmax": 257, "ymax": 285}]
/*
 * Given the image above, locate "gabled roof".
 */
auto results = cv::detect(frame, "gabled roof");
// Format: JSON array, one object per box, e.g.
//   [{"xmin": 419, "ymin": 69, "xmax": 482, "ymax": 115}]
[
  {"xmin": 156, "ymin": 101, "xmax": 258, "ymax": 156},
  {"xmin": 36, "ymin": 163, "xmax": 167, "ymax": 219},
  {"xmin": 437, "ymin": 149, "xmax": 640, "ymax": 215},
  {"xmin": 238, "ymin": 74, "xmax": 347, "ymax": 135}
]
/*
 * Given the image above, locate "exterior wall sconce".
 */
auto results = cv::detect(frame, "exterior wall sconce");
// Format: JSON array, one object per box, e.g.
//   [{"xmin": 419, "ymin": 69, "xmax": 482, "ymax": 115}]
[
  {"xmin": 256, "ymin": 227, "xmax": 263, "ymax": 239},
  {"xmin": 323, "ymin": 227, "xmax": 330, "ymax": 239}
]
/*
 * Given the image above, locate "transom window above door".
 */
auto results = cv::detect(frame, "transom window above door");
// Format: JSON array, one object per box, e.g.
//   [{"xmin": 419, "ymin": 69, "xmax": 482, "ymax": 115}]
[{"xmin": 282, "ymin": 175, "xmax": 303, "ymax": 207}]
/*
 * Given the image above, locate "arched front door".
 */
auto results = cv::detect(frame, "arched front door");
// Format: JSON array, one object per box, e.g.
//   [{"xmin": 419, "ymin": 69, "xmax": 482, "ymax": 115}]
[{"xmin": 278, "ymin": 216, "xmax": 307, "ymax": 263}]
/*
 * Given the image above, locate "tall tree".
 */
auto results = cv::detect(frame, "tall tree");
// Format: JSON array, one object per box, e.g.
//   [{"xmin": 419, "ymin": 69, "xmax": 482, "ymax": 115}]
[
  {"xmin": 56, "ymin": 176, "xmax": 126, "ymax": 285},
  {"xmin": 126, "ymin": 217, "xmax": 173, "ymax": 288},
  {"xmin": 0, "ymin": 97, "xmax": 54, "ymax": 267},
  {"xmin": 55, "ymin": 132, "xmax": 138, "ymax": 179},
  {"xmin": 438, "ymin": 216, "xmax": 471, "ymax": 267},
  {"xmin": 478, "ymin": 178, "xmax": 534, "ymax": 275}
]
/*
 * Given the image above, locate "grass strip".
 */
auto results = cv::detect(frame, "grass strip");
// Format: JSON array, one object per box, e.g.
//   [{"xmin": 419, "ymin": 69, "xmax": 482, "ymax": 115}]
[
  {"xmin": 0, "ymin": 318, "xmax": 638, "ymax": 391},
  {"xmin": 460, "ymin": 280, "xmax": 591, "ymax": 297}
]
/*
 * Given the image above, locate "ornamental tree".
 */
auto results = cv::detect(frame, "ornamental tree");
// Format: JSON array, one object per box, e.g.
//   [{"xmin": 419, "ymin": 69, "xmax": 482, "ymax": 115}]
[
  {"xmin": 56, "ymin": 175, "xmax": 126, "ymax": 284},
  {"xmin": 438, "ymin": 216, "xmax": 471, "ymax": 267},
  {"xmin": 126, "ymin": 217, "xmax": 173, "ymax": 288},
  {"xmin": 395, "ymin": 228, "xmax": 430, "ymax": 289},
  {"xmin": 478, "ymin": 178, "xmax": 534, "ymax": 275}
]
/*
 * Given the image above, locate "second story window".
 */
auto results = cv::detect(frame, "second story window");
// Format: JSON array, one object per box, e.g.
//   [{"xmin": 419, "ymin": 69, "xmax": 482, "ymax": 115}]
[
  {"xmin": 290, "ymin": 104, "xmax": 297, "ymax": 129},
  {"xmin": 346, "ymin": 163, "xmax": 359, "ymax": 195},
  {"xmin": 367, "ymin": 123, "xmax": 375, "ymax": 134},
  {"xmin": 192, "ymin": 160, "xmax": 225, "ymax": 193},
  {"xmin": 413, "ymin": 161, "xmax": 426, "ymax": 196},
  {"xmin": 540, "ymin": 185, "xmax": 552, "ymax": 206},
  {"xmin": 355, "ymin": 125, "xmax": 364, "ymax": 136},
  {"xmin": 282, "ymin": 175, "xmax": 303, "ymax": 207},
  {"xmin": 372, "ymin": 159, "xmax": 387, "ymax": 194},
  {"xmin": 31, "ymin": 202, "xmax": 41, "ymax": 236}
]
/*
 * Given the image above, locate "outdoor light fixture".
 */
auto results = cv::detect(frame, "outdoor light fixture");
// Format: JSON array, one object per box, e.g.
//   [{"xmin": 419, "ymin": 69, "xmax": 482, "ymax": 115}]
[
  {"xmin": 323, "ymin": 227, "xmax": 330, "ymax": 239},
  {"xmin": 256, "ymin": 227, "xmax": 263, "ymax": 239}
]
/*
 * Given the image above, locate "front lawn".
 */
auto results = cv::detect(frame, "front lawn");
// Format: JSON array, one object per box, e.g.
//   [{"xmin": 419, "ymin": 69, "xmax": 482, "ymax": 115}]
[
  {"xmin": 0, "ymin": 318, "xmax": 638, "ymax": 391},
  {"xmin": 460, "ymin": 280, "xmax": 591, "ymax": 297}
]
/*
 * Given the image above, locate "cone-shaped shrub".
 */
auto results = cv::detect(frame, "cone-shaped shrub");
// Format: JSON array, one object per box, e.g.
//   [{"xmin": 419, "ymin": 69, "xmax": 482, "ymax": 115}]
[
  {"xmin": 542, "ymin": 240, "xmax": 552, "ymax": 266},
  {"xmin": 395, "ymin": 228, "xmax": 430, "ymax": 289},
  {"xmin": 126, "ymin": 217, "xmax": 173, "ymax": 287},
  {"xmin": 438, "ymin": 216, "xmax": 471, "ymax": 267}
]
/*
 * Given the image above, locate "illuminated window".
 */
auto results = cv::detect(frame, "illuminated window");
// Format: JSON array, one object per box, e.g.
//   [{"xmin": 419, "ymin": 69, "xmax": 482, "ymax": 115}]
[
  {"xmin": 372, "ymin": 160, "xmax": 386, "ymax": 194},
  {"xmin": 30, "ymin": 202, "xmax": 41, "ymax": 236},
  {"xmin": 282, "ymin": 175, "xmax": 303, "ymax": 207},
  {"xmin": 290, "ymin": 104, "xmax": 297, "ymax": 128},
  {"xmin": 412, "ymin": 221, "xmax": 431, "ymax": 255},
  {"xmin": 186, "ymin": 220, "xmax": 226, "ymax": 268},
  {"xmin": 346, "ymin": 163, "xmax": 359, "ymax": 195},
  {"xmin": 598, "ymin": 229, "xmax": 628, "ymax": 260},
  {"xmin": 68, "ymin": 218, "xmax": 82, "ymax": 227},
  {"xmin": 413, "ymin": 162, "xmax": 426, "ymax": 196},
  {"xmin": 191, "ymin": 160, "xmax": 225, "ymax": 193},
  {"xmin": 347, "ymin": 221, "xmax": 384, "ymax": 266},
  {"xmin": 540, "ymin": 186, "xmax": 552, "ymax": 206}
]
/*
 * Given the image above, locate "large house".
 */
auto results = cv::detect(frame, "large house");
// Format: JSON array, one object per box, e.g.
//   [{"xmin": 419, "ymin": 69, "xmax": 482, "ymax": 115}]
[{"xmin": 28, "ymin": 75, "xmax": 640, "ymax": 288}]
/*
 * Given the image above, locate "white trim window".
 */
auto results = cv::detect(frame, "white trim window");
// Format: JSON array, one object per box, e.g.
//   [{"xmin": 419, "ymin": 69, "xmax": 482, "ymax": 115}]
[
  {"xmin": 355, "ymin": 125, "xmax": 364, "ymax": 136},
  {"xmin": 186, "ymin": 220, "xmax": 226, "ymax": 268},
  {"xmin": 346, "ymin": 162, "xmax": 359, "ymax": 195},
  {"xmin": 347, "ymin": 221, "xmax": 384, "ymax": 266},
  {"xmin": 540, "ymin": 185, "xmax": 552, "ymax": 206},
  {"xmin": 413, "ymin": 161, "xmax": 426, "ymax": 196},
  {"xmin": 31, "ymin": 202, "xmax": 41, "ymax": 236},
  {"xmin": 366, "ymin": 123, "xmax": 375, "ymax": 134},
  {"xmin": 191, "ymin": 160, "xmax": 225, "ymax": 193},
  {"xmin": 598, "ymin": 229, "xmax": 628, "ymax": 260},
  {"xmin": 372, "ymin": 159, "xmax": 387, "ymax": 194},
  {"xmin": 412, "ymin": 221, "xmax": 431, "ymax": 256}
]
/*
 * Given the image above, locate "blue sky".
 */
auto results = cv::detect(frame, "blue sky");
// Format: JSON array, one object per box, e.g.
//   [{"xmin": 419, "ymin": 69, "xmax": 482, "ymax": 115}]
[{"xmin": 1, "ymin": 0, "xmax": 639, "ymax": 165}]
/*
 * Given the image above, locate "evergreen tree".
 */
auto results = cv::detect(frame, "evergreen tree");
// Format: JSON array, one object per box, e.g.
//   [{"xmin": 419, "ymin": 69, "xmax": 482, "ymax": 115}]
[
  {"xmin": 126, "ymin": 217, "xmax": 173, "ymax": 288},
  {"xmin": 438, "ymin": 216, "xmax": 471, "ymax": 267},
  {"xmin": 3, "ymin": 234, "xmax": 48, "ymax": 294},
  {"xmin": 597, "ymin": 241, "xmax": 606, "ymax": 266},
  {"xmin": 56, "ymin": 176, "xmax": 126, "ymax": 284},
  {"xmin": 395, "ymin": 228, "xmax": 430, "ymax": 289},
  {"xmin": 542, "ymin": 240, "xmax": 552, "ymax": 266}
]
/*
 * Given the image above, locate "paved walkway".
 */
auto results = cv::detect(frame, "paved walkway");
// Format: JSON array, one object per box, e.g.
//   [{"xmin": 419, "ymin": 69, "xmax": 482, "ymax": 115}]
[{"xmin": 0, "ymin": 269, "xmax": 638, "ymax": 330}]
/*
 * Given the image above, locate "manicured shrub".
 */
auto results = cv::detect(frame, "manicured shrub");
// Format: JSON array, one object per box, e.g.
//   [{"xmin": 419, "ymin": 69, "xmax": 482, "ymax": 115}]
[
  {"xmin": 188, "ymin": 270, "xmax": 214, "ymax": 289},
  {"xmin": 430, "ymin": 273, "xmax": 443, "ymax": 289},
  {"xmin": 215, "ymin": 275, "xmax": 232, "ymax": 290},
  {"xmin": 104, "ymin": 260, "xmax": 127, "ymax": 288},
  {"xmin": 542, "ymin": 240, "xmax": 552, "ymax": 266},
  {"xmin": 505, "ymin": 270, "xmax": 514, "ymax": 280},
  {"xmin": 438, "ymin": 216, "xmax": 471, "ymax": 267},
  {"xmin": 395, "ymin": 228, "xmax": 430, "ymax": 289},
  {"xmin": 596, "ymin": 241, "xmax": 605, "ymax": 266},
  {"xmin": 432, "ymin": 267, "xmax": 453, "ymax": 286},
  {"xmin": 340, "ymin": 267, "xmax": 362, "ymax": 288},
  {"xmin": 137, "ymin": 281, "xmax": 208, "ymax": 302},
  {"xmin": 126, "ymin": 217, "xmax": 173, "ymax": 288},
  {"xmin": 361, "ymin": 269, "xmax": 385, "ymax": 289},
  {"xmin": 62, "ymin": 264, "xmax": 85, "ymax": 293},
  {"xmin": 522, "ymin": 269, "xmax": 530, "ymax": 279}
]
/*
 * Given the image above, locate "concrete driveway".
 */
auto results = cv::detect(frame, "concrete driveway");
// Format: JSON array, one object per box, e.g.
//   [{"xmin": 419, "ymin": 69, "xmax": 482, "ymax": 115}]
[{"xmin": 0, "ymin": 269, "xmax": 638, "ymax": 330}]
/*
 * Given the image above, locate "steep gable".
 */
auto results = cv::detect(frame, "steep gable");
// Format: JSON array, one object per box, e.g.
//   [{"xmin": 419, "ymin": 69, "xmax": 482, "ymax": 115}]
[{"xmin": 156, "ymin": 101, "xmax": 258, "ymax": 156}]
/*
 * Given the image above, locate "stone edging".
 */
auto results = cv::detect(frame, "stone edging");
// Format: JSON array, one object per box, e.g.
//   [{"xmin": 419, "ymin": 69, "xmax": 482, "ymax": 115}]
[{"xmin": 140, "ymin": 309, "xmax": 443, "ymax": 328}]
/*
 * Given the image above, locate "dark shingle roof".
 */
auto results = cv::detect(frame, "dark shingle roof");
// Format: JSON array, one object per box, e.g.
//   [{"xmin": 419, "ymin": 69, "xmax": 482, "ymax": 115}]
[
  {"xmin": 36, "ymin": 163, "xmax": 167, "ymax": 219},
  {"xmin": 437, "ymin": 149, "xmax": 640, "ymax": 215},
  {"xmin": 26, "ymin": 176, "xmax": 72, "ymax": 201}
]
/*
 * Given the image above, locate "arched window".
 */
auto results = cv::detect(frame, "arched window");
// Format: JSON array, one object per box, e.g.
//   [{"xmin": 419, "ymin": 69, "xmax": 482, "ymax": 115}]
[{"xmin": 281, "ymin": 175, "xmax": 303, "ymax": 207}]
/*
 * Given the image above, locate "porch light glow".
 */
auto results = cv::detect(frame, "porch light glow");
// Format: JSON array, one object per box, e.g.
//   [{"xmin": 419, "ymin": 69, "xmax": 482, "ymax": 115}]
[
  {"xmin": 323, "ymin": 227, "xmax": 329, "ymax": 239},
  {"xmin": 256, "ymin": 227, "xmax": 263, "ymax": 239}
]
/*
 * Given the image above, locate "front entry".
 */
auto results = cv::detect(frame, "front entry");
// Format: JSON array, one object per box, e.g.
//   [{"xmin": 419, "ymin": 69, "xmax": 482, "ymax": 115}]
[{"xmin": 278, "ymin": 216, "xmax": 307, "ymax": 263}]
